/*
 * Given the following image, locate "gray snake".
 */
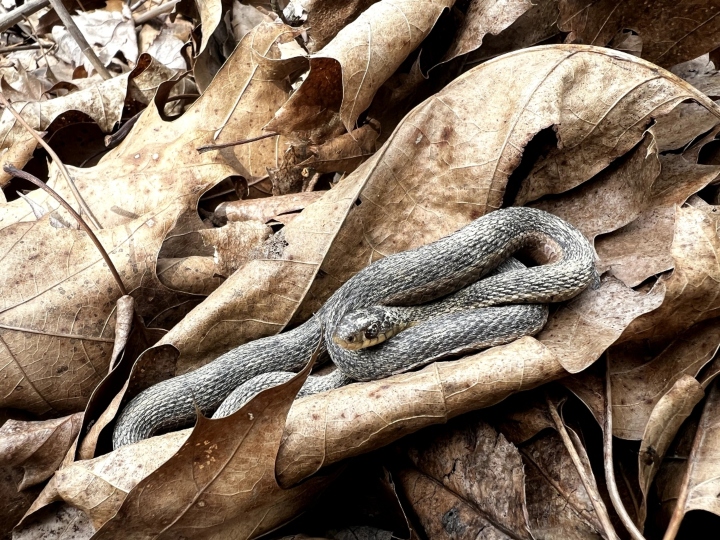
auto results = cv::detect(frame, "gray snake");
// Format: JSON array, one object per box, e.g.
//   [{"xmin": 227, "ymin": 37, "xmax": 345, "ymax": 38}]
[{"xmin": 112, "ymin": 207, "xmax": 596, "ymax": 448}]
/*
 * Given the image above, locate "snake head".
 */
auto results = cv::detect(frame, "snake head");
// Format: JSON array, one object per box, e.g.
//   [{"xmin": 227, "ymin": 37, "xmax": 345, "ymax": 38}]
[{"xmin": 332, "ymin": 306, "xmax": 398, "ymax": 351}]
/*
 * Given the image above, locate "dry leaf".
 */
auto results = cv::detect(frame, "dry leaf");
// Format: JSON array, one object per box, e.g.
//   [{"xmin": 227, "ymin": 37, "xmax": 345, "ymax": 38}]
[
  {"xmin": 0, "ymin": 203, "xmax": 186, "ymax": 414},
  {"xmin": 612, "ymin": 319, "xmax": 720, "ymax": 440},
  {"xmin": 267, "ymin": 0, "xmax": 454, "ymax": 135},
  {"xmin": 215, "ymin": 191, "xmax": 326, "ymax": 223},
  {"xmin": 620, "ymin": 205, "xmax": 720, "ymax": 343},
  {"xmin": 522, "ymin": 430, "xmax": 606, "ymax": 538},
  {"xmin": 655, "ymin": 377, "xmax": 720, "ymax": 532},
  {"xmin": 558, "ymin": 0, "xmax": 720, "ymax": 67},
  {"xmin": 402, "ymin": 417, "xmax": 533, "ymax": 539},
  {"xmin": 52, "ymin": 6, "xmax": 138, "ymax": 74},
  {"xmin": 295, "ymin": 0, "xmax": 378, "ymax": 52},
  {"xmin": 637, "ymin": 375, "xmax": 704, "ymax": 525},
  {"xmin": 92, "ymin": 363, "xmax": 331, "ymax": 538},
  {"xmin": 12, "ymin": 503, "xmax": 94, "ymax": 540},
  {"xmin": 437, "ymin": 0, "xmax": 534, "ymax": 67},
  {"xmin": 0, "ymin": 413, "xmax": 82, "ymax": 490},
  {"xmin": 297, "ymin": 45, "xmax": 716, "ymax": 319}
]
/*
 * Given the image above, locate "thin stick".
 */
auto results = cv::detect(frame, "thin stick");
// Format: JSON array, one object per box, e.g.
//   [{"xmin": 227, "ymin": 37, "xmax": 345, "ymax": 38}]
[
  {"xmin": 48, "ymin": 0, "xmax": 112, "ymax": 80},
  {"xmin": 197, "ymin": 132, "xmax": 278, "ymax": 154},
  {"xmin": 603, "ymin": 359, "xmax": 647, "ymax": 540},
  {"xmin": 546, "ymin": 396, "xmax": 620, "ymax": 540},
  {"xmin": 0, "ymin": 92, "xmax": 102, "ymax": 229},
  {"xmin": 133, "ymin": 0, "xmax": 180, "ymax": 25},
  {"xmin": 4, "ymin": 165, "xmax": 127, "ymax": 296},
  {"xmin": 0, "ymin": 0, "xmax": 49, "ymax": 34},
  {"xmin": 0, "ymin": 42, "xmax": 52, "ymax": 54}
]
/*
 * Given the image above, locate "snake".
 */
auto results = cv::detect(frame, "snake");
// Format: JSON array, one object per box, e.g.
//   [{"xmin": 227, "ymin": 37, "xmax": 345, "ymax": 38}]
[{"xmin": 112, "ymin": 207, "xmax": 597, "ymax": 448}]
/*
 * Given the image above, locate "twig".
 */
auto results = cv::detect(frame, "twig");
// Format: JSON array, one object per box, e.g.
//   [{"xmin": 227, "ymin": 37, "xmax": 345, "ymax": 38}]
[
  {"xmin": 0, "ymin": 42, "xmax": 52, "ymax": 54},
  {"xmin": 197, "ymin": 132, "xmax": 279, "ymax": 154},
  {"xmin": 0, "ymin": 0, "xmax": 49, "ymax": 34},
  {"xmin": 3, "ymin": 165, "xmax": 128, "ymax": 296},
  {"xmin": 0, "ymin": 92, "xmax": 103, "ymax": 229},
  {"xmin": 48, "ymin": 0, "xmax": 112, "ymax": 80},
  {"xmin": 0, "ymin": 93, "xmax": 99, "ymax": 220},
  {"xmin": 603, "ymin": 359, "xmax": 647, "ymax": 540},
  {"xmin": 546, "ymin": 396, "xmax": 620, "ymax": 540},
  {"xmin": 133, "ymin": 0, "xmax": 180, "ymax": 25}
]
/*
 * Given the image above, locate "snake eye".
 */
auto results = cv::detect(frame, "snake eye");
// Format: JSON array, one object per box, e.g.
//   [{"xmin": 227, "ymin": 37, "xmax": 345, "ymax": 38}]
[
  {"xmin": 346, "ymin": 335, "xmax": 355, "ymax": 342},
  {"xmin": 364, "ymin": 323, "xmax": 379, "ymax": 339}
]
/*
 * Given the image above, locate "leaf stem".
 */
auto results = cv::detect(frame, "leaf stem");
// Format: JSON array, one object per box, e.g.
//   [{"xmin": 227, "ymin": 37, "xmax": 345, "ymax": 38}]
[
  {"xmin": 0, "ymin": 92, "xmax": 103, "ymax": 229},
  {"xmin": 603, "ymin": 358, "xmax": 647, "ymax": 540},
  {"xmin": 3, "ymin": 164, "xmax": 128, "ymax": 296},
  {"xmin": 197, "ymin": 132, "xmax": 279, "ymax": 154},
  {"xmin": 546, "ymin": 396, "xmax": 620, "ymax": 540}
]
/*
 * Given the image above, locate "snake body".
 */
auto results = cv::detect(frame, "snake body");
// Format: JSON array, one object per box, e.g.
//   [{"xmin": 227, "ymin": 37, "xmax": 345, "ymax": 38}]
[{"xmin": 112, "ymin": 207, "xmax": 596, "ymax": 448}]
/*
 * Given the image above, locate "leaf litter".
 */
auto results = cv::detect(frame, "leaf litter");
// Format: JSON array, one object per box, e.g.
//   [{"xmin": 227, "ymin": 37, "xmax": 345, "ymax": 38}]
[{"xmin": 4, "ymin": 1, "xmax": 720, "ymax": 539}]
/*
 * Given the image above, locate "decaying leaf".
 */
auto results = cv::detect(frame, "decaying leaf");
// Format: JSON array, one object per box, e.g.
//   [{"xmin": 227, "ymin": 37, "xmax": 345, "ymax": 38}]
[
  {"xmin": 401, "ymin": 417, "xmax": 532, "ymax": 539},
  {"xmin": 655, "ymin": 377, "xmax": 720, "ymax": 534},
  {"xmin": 215, "ymin": 191, "xmax": 326, "ymax": 223},
  {"xmin": 558, "ymin": 0, "xmax": 720, "ymax": 67},
  {"xmin": 0, "ymin": 413, "xmax": 82, "ymax": 490},
  {"xmin": 522, "ymin": 430, "xmax": 606, "ymax": 538},
  {"xmin": 267, "ymin": 0, "xmax": 454, "ymax": 135}
]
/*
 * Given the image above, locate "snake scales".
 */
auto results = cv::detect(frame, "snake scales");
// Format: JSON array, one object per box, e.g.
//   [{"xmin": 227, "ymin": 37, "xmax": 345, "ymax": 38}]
[{"xmin": 112, "ymin": 207, "xmax": 597, "ymax": 448}]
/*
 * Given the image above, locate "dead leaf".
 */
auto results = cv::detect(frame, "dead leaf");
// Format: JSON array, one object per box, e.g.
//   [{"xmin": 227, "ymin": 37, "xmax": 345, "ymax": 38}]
[
  {"xmin": 156, "ymin": 257, "xmax": 225, "ymax": 295},
  {"xmin": 402, "ymin": 417, "xmax": 533, "ymax": 539},
  {"xmin": 12, "ymin": 503, "xmax": 94, "ymax": 540},
  {"xmin": 91, "ymin": 362, "xmax": 331, "ymax": 538},
  {"xmin": 215, "ymin": 191, "xmax": 327, "ymax": 223},
  {"xmin": 0, "ymin": 203, "xmax": 188, "ymax": 415},
  {"xmin": 612, "ymin": 319, "xmax": 720, "ymax": 440},
  {"xmin": 522, "ymin": 430, "xmax": 607, "ymax": 538},
  {"xmin": 3, "ymin": 22, "xmax": 295, "ymax": 231},
  {"xmin": 655, "ymin": 377, "xmax": 720, "ymax": 534},
  {"xmin": 558, "ymin": 0, "xmax": 720, "ymax": 67},
  {"xmin": 267, "ymin": 0, "xmax": 454, "ymax": 135},
  {"xmin": 437, "ymin": 0, "xmax": 534, "ymax": 67},
  {"xmin": 52, "ymin": 6, "xmax": 138, "ymax": 74},
  {"xmin": 0, "ymin": 413, "xmax": 82, "ymax": 490},
  {"xmin": 620, "ymin": 205, "xmax": 720, "ymax": 343},
  {"xmin": 296, "ymin": 45, "xmax": 717, "ymax": 320},
  {"xmin": 295, "ymin": 0, "xmax": 379, "ymax": 52},
  {"xmin": 637, "ymin": 375, "xmax": 704, "ymax": 525}
]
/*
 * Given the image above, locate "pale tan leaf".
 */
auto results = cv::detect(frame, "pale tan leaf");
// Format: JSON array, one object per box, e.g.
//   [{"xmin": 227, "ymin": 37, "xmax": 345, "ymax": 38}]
[
  {"xmin": 267, "ymin": 0, "xmax": 454, "ymax": 134},
  {"xmin": 0, "ymin": 413, "xmax": 82, "ymax": 490},
  {"xmin": 215, "ymin": 192, "xmax": 327, "ymax": 223},
  {"xmin": 637, "ymin": 375, "xmax": 704, "ymax": 525},
  {"xmin": 612, "ymin": 319, "xmax": 720, "ymax": 440}
]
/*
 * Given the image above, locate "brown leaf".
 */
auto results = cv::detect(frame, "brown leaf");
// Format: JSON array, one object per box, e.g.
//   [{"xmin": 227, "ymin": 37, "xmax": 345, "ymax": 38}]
[
  {"xmin": 0, "ymin": 203, "xmax": 184, "ymax": 414},
  {"xmin": 466, "ymin": 0, "xmax": 561, "ymax": 66},
  {"xmin": 215, "ymin": 191, "xmax": 327, "ymax": 223},
  {"xmin": 402, "ymin": 417, "xmax": 533, "ymax": 539},
  {"xmin": 620, "ymin": 205, "xmax": 720, "ymax": 343},
  {"xmin": 12, "ymin": 503, "xmax": 94, "ymax": 540},
  {"xmin": 637, "ymin": 375, "xmax": 704, "ymax": 525},
  {"xmin": 612, "ymin": 319, "xmax": 720, "ymax": 440},
  {"xmin": 298, "ymin": 0, "xmax": 379, "ymax": 52},
  {"xmin": 297, "ymin": 45, "xmax": 717, "ymax": 319},
  {"xmin": 558, "ymin": 0, "xmax": 720, "ymax": 67},
  {"xmin": 522, "ymin": 431, "xmax": 606, "ymax": 538},
  {"xmin": 156, "ymin": 257, "xmax": 225, "ymax": 296},
  {"xmin": 656, "ymin": 377, "xmax": 720, "ymax": 534},
  {"xmin": 92, "ymin": 362, "xmax": 331, "ymax": 538},
  {"xmin": 2, "ymin": 23, "xmax": 295, "ymax": 230},
  {"xmin": 595, "ymin": 206, "xmax": 676, "ymax": 288},
  {"xmin": 0, "ymin": 413, "xmax": 82, "ymax": 490},
  {"xmin": 438, "ymin": 0, "xmax": 534, "ymax": 66},
  {"xmin": 266, "ymin": 0, "xmax": 454, "ymax": 135}
]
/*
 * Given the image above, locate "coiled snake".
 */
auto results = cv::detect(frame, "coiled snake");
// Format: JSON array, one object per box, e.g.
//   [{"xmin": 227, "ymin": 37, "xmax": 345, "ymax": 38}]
[{"xmin": 112, "ymin": 207, "xmax": 596, "ymax": 448}]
